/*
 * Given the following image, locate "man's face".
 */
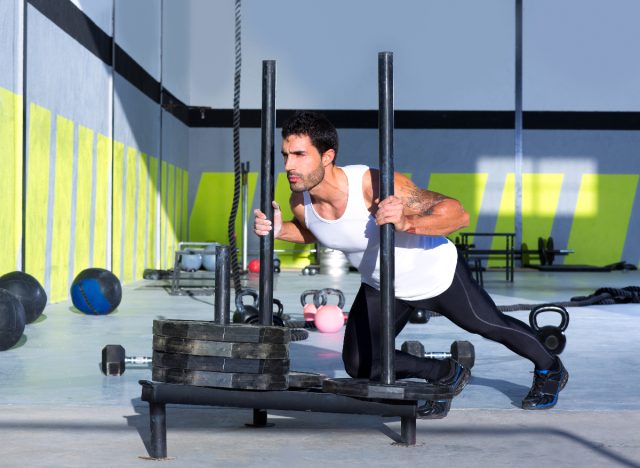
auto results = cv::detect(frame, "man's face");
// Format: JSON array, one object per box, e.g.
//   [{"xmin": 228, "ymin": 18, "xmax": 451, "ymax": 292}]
[{"xmin": 281, "ymin": 134, "xmax": 326, "ymax": 192}]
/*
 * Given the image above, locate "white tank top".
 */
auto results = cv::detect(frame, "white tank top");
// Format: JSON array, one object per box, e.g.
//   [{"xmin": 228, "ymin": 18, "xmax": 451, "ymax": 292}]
[{"xmin": 303, "ymin": 165, "xmax": 457, "ymax": 301}]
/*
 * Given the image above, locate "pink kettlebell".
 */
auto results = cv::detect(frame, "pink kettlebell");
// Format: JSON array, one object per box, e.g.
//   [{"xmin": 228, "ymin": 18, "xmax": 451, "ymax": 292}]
[
  {"xmin": 313, "ymin": 288, "xmax": 347, "ymax": 333},
  {"xmin": 300, "ymin": 289, "xmax": 327, "ymax": 322}
]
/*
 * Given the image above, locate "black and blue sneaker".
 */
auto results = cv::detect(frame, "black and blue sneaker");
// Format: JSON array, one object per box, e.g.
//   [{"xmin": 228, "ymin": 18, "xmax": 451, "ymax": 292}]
[
  {"xmin": 432, "ymin": 358, "xmax": 471, "ymax": 396},
  {"xmin": 522, "ymin": 358, "xmax": 569, "ymax": 410},
  {"xmin": 417, "ymin": 399, "xmax": 452, "ymax": 419}
]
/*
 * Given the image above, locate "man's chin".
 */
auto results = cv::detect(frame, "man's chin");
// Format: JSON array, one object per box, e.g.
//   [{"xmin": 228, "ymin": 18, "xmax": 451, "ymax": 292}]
[{"xmin": 289, "ymin": 184, "xmax": 306, "ymax": 192}]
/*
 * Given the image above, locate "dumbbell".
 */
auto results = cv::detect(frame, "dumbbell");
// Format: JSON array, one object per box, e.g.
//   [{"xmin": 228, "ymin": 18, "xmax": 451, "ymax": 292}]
[
  {"xmin": 302, "ymin": 265, "xmax": 319, "ymax": 275},
  {"xmin": 101, "ymin": 344, "xmax": 152, "ymax": 376},
  {"xmin": 401, "ymin": 340, "xmax": 475, "ymax": 369}
]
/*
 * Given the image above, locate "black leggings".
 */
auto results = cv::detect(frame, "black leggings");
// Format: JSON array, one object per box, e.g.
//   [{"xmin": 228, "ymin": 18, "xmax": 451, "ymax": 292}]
[{"xmin": 342, "ymin": 254, "xmax": 556, "ymax": 381}]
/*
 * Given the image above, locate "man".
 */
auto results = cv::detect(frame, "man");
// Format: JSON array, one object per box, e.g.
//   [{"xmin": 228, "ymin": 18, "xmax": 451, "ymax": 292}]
[{"xmin": 254, "ymin": 111, "xmax": 568, "ymax": 411}]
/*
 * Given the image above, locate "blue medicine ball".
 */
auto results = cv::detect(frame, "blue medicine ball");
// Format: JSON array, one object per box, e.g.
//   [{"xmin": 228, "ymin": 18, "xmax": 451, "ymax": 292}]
[{"xmin": 70, "ymin": 268, "xmax": 122, "ymax": 315}]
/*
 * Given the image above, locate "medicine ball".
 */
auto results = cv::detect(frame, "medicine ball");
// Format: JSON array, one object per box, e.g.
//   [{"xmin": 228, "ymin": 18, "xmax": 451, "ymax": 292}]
[
  {"xmin": 0, "ymin": 289, "xmax": 26, "ymax": 351},
  {"xmin": 180, "ymin": 249, "xmax": 203, "ymax": 271},
  {"xmin": 70, "ymin": 268, "xmax": 122, "ymax": 315},
  {"xmin": 202, "ymin": 244, "xmax": 218, "ymax": 271},
  {"xmin": 0, "ymin": 271, "xmax": 47, "ymax": 324}
]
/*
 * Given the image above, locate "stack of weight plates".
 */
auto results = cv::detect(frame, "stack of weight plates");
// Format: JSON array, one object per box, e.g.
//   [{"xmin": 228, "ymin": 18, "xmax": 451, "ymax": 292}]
[{"xmin": 152, "ymin": 319, "xmax": 291, "ymax": 390}]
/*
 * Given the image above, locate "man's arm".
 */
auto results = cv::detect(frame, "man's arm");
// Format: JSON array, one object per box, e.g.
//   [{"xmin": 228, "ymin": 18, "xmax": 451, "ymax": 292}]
[
  {"xmin": 253, "ymin": 193, "xmax": 317, "ymax": 244},
  {"xmin": 370, "ymin": 170, "xmax": 469, "ymax": 236}
]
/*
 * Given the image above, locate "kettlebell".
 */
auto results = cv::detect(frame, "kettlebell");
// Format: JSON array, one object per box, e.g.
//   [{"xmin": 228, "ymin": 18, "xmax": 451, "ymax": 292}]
[
  {"xmin": 313, "ymin": 288, "xmax": 347, "ymax": 333},
  {"xmin": 240, "ymin": 292, "xmax": 287, "ymax": 326},
  {"xmin": 234, "ymin": 288, "xmax": 259, "ymax": 322},
  {"xmin": 300, "ymin": 289, "xmax": 327, "ymax": 322},
  {"xmin": 529, "ymin": 304, "xmax": 569, "ymax": 355}
]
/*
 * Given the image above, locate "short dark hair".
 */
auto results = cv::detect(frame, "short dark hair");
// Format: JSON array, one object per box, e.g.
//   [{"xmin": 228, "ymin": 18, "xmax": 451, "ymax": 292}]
[{"xmin": 281, "ymin": 111, "xmax": 339, "ymax": 162}]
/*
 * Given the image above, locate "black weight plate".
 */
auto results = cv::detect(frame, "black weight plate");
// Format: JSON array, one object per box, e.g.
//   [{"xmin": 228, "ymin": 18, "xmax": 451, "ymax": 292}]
[
  {"xmin": 287, "ymin": 371, "xmax": 327, "ymax": 389},
  {"xmin": 537, "ymin": 237, "xmax": 547, "ymax": 266},
  {"xmin": 521, "ymin": 243, "xmax": 530, "ymax": 266},
  {"xmin": 153, "ymin": 335, "xmax": 289, "ymax": 359},
  {"xmin": 546, "ymin": 237, "xmax": 555, "ymax": 265},
  {"xmin": 152, "ymin": 351, "xmax": 290, "ymax": 374},
  {"xmin": 153, "ymin": 320, "xmax": 290, "ymax": 344},
  {"xmin": 152, "ymin": 366, "xmax": 288, "ymax": 390},
  {"xmin": 322, "ymin": 378, "xmax": 454, "ymax": 401}
]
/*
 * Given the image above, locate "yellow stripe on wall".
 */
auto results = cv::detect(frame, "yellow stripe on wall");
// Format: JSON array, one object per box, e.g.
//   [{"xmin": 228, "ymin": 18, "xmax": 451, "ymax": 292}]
[
  {"xmin": 73, "ymin": 125, "xmax": 94, "ymax": 279},
  {"xmin": 93, "ymin": 134, "xmax": 111, "ymax": 269},
  {"xmin": 123, "ymin": 147, "xmax": 137, "ymax": 283},
  {"xmin": 490, "ymin": 173, "xmax": 564, "ymax": 265},
  {"xmin": 25, "ymin": 104, "xmax": 51, "ymax": 286},
  {"xmin": 167, "ymin": 164, "xmax": 176, "ymax": 265},
  {"xmin": 160, "ymin": 161, "xmax": 168, "ymax": 269},
  {"xmin": 136, "ymin": 152, "xmax": 149, "ymax": 279},
  {"xmin": 175, "ymin": 167, "xmax": 183, "ymax": 247},
  {"xmin": 148, "ymin": 156, "xmax": 159, "ymax": 269},
  {"xmin": 50, "ymin": 115, "xmax": 74, "ymax": 302},
  {"xmin": 182, "ymin": 170, "xmax": 189, "ymax": 241},
  {"xmin": 0, "ymin": 88, "xmax": 23, "ymax": 275},
  {"xmin": 112, "ymin": 141, "xmax": 124, "ymax": 280}
]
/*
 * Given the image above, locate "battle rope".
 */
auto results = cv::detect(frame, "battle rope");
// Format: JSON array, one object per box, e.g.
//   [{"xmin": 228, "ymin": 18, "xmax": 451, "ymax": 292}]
[
  {"xmin": 227, "ymin": 0, "xmax": 243, "ymax": 295},
  {"xmin": 497, "ymin": 286, "xmax": 640, "ymax": 312}
]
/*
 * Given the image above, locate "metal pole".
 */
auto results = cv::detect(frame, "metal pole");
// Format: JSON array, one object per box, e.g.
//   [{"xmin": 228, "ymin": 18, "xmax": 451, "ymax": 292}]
[
  {"xmin": 514, "ymin": 0, "xmax": 523, "ymax": 252},
  {"xmin": 259, "ymin": 60, "xmax": 275, "ymax": 326},
  {"xmin": 214, "ymin": 245, "xmax": 230, "ymax": 324},
  {"xmin": 378, "ymin": 52, "xmax": 395, "ymax": 385},
  {"xmin": 241, "ymin": 161, "xmax": 249, "ymax": 271},
  {"xmin": 149, "ymin": 402, "xmax": 167, "ymax": 459}
]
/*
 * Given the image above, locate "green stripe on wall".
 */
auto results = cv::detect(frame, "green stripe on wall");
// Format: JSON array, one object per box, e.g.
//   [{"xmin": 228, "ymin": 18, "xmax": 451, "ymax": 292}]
[
  {"xmin": 522, "ymin": 173, "xmax": 563, "ymax": 247},
  {"xmin": 25, "ymin": 103, "xmax": 51, "ymax": 286},
  {"xmin": 136, "ymin": 152, "xmax": 149, "ymax": 279},
  {"xmin": 427, "ymin": 173, "xmax": 488, "ymax": 239},
  {"xmin": 73, "ymin": 125, "xmax": 94, "ymax": 279},
  {"xmin": 492, "ymin": 173, "xmax": 564, "ymax": 242},
  {"xmin": 0, "ymin": 87, "xmax": 22, "ymax": 274},
  {"xmin": 491, "ymin": 173, "xmax": 564, "ymax": 266},
  {"xmin": 167, "ymin": 163, "xmax": 176, "ymax": 266},
  {"xmin": 112, "ymin": 141, "xmax": 124, "ymax": 280},
  {"xmin": 566, "ymin": 174, "xmax": 639, "ymax": 265},
  {"xmin": 160, "ymin": 161, "xmax": 168, "ymax": 268},
  {"xmin": 148, "ymin": 156, "xmax": 159, "ymax": 269},
  {"xmin": 93, "ymin": 134, "xmax": 111, "ymax": 269},
  {"xmin": 182, "ymin": 170, "xmax": 189, "ymax": 241},
  {"xmin": 175, "ymin": 167, "xmax": 183, "ymax": 247},
  {"xmin": 189, "ymin": 172, "xmax": 257, "ymax": 258},
  {"xmin": 123, "ymin": 147, "xmax": 137, "ymax": 282},
  {"xmin": 51, "ymin": 115, "xmax": 74, "ymax": 302}
]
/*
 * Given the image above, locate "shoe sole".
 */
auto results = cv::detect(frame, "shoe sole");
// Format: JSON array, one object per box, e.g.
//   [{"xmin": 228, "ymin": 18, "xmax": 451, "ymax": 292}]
[{"xmin": 417, "ymin": 399, "xmax": 452, "ymax": 419}]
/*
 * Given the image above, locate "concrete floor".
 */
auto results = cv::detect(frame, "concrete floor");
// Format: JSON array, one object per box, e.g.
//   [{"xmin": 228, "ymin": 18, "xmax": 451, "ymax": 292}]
[{"xmin": 1, "ymin": 268, "xmax": 639, "ymax": 467}]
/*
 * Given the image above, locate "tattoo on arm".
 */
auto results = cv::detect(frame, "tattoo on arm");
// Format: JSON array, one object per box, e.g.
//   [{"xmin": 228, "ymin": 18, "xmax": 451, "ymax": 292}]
[{"xmin": 405, "ymin": 187, "xmax": 446, "ymax": 215}]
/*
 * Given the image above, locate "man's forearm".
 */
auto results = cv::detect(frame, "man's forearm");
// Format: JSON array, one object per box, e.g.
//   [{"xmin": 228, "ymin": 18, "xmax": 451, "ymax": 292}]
[
  {"xmin": 403, "ymin": 199, "xmax": 469, "ymax": 236},
  {"xmin": 277, "ymin": 220, "xmax": 317, "ymax": 244}
]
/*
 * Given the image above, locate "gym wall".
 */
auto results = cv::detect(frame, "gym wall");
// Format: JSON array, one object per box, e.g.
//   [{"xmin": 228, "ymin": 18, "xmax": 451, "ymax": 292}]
[
  {"xmin": 185, "ymin": 0, "xmax": 640, "ymax": 268},
  {"xmin": 0, "ymin": 0, "xmax": 23, "ymax": 275},
  {"xmin": 0, "ymin": 0, "xmax": 190, "ymax": 303}
]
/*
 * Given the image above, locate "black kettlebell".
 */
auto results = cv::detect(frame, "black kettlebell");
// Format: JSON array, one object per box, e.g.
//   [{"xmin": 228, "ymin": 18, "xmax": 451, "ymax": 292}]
[
  {"xmin": 238, "ymin": 289, "xmax": 286, "ymax": 326},
  {"xmin": 529, "ymin": 304, "xmax": 569, "ymax": 355},
  {"xmin": 233, "ymin": 288, "xmax": 259, "ymax": 323}
]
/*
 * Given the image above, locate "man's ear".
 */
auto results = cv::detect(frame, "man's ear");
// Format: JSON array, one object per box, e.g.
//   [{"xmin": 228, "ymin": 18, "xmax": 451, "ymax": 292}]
[{"xmin": 321, "ymin": 149, "xmax": 336, "ymax": 166}]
